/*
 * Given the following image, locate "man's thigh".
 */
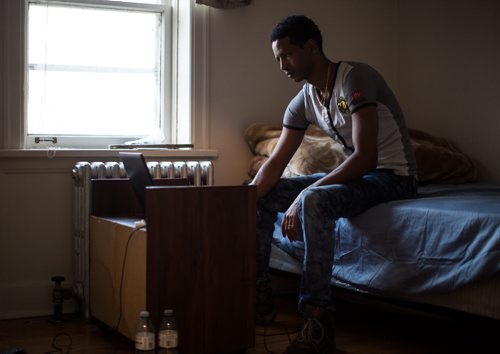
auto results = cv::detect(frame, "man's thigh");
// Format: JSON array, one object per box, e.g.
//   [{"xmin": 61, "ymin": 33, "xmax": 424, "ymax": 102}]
[
  {"xmin": 259, "ymin": 173, "xmax": 326, "ymax": 213},
  {"xmin": 302, "ymin": 170, "xmax": 415, "ymax": 219}
]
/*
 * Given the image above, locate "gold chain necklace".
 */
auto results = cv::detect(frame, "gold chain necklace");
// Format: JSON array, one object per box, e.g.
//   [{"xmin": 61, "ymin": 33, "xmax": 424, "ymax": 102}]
[
  {"xmin": 321, "ymin": 61, "xmax": 332, "ymax": 118},
  {"xmin": 322, "ymin": 62, "xmax": 332, "ymax": 106}
]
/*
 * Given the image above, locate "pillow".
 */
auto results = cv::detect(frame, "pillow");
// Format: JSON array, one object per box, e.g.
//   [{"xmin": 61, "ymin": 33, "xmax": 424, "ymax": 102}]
[
  {"xmin": 245, "ymin": 123, "xmax": 478, "ymax": 184},
  {"xmin": 409, "ymin": 128, "xmax": 477, "ymax": 184},
  {"xmin": 245, "ymin": 123, "xmax": 345, "ymax": 178}
]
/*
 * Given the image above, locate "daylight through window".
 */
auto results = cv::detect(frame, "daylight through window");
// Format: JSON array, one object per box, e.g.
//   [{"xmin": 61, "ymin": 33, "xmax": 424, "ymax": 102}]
[{"xmin": 27, "ymin": 0, "xmax": 169, "ymax": 147}]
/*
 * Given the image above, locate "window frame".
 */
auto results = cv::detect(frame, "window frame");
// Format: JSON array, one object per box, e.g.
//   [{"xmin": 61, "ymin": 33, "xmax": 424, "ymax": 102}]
[
  {"xmin": 1, "ymin": 0, "xmax": 209, "ymax": 151},
  {"xmin": 24, "ymin": 0, "xmax": 172, "ymax": 149}
]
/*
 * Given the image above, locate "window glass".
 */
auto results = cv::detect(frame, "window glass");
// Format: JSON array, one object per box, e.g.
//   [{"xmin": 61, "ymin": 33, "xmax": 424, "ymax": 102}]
[{"xmin": 27, "ymin": 3, "xmax": 163, "ymax": 139}]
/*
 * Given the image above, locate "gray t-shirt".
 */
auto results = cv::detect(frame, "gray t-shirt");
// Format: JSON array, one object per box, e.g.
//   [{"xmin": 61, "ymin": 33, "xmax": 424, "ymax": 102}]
[{"xmin": 284, "ymin": 61, "xmax": 416, "ymax": 176}]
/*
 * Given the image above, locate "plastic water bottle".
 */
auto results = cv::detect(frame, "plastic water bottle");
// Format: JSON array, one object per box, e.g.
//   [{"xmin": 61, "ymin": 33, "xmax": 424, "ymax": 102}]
[
  {"xmin": 135, "ymin": 310, "xmax": 155, "ymax": 353},
  {"xmin": 158, "ymin": 309, "xmax": 179, "ymax": 353}
]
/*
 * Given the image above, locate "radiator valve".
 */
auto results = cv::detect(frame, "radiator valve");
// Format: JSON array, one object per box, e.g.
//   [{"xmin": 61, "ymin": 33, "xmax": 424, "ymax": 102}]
[{"xmin": 51, "ymin": 275, "xmax": 74, "ymax": 323}]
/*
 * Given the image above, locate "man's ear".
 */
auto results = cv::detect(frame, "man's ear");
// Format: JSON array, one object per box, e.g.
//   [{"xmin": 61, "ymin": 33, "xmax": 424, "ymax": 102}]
[{"xmin": 304, "ymin": 39, "xmax": 320, "ymax": 55}]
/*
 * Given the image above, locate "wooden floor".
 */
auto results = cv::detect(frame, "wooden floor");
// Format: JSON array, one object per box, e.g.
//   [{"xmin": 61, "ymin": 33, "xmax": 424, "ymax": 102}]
[{"xmin": 1, "ymin": 294, "xmax": 499, "ymax": 354}]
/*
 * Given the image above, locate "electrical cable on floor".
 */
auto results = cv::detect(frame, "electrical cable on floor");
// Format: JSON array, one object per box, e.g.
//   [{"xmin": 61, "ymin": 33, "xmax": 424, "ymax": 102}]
[
  {"xmin": 112, "ymin": 225, "xmax": 144, "ymax": 331},
  {"xmin": 44, "ymin": 332, "xmax": 73, "ymax": 353},
  {"xmin": 256, "ymin": 321, "xmax": 298, "ymax": 354},
  {"xmin": 12, "ymin": 224, "xmax": 144, "ymax": 354}
]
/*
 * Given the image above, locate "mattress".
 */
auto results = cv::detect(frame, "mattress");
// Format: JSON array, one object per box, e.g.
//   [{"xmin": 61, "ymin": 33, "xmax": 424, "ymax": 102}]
[{"xmin": 269, "ymin": 244, "xmax": 500, "ymax": 319}]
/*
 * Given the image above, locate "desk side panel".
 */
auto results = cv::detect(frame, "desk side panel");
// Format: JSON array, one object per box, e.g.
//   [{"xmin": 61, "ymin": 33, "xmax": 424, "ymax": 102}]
[
  {"xmin": 145, "ymin": 186, "xmax": 256, "ymax": 354},
  {"xmin": 89, "ymin": 216, "xmax": 147, "ymax": 339}
]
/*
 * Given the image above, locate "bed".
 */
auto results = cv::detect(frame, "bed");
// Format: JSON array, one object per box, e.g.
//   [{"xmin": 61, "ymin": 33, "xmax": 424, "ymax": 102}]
[
  {"xmin": 269, "ymin": 183, "xmax": 500, "ymax": 320},
  {"xmin": 245, "ymin": 123, "xmax": 500, "ymax": 320}
]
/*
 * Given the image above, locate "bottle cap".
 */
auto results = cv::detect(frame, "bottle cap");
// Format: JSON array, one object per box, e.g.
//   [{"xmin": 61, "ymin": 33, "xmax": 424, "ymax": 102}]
[
  {"xmin": 163, "ymin": 309, "xmax": 174, "ymax": 316},
  {"xmin": 140, "ymin": 310, "xmax": 150, "ymax": 318}
]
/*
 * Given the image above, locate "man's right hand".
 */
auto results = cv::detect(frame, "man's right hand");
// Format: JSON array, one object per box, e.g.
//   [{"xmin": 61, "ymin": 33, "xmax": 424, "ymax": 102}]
[
  {"xmin": 281, "ymin": 195, "xmax": 302, "ymax": 241},
  {"xmin": 250, "ymin": 127, "xmax": 305, "ymax": 200}
]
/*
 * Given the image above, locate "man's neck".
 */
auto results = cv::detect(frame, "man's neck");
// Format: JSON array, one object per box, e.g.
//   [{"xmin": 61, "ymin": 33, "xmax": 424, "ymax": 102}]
[
  {"xmin": 307, "ymin": 57, "xmax": 336, "ymax": 85},
  {"xmin": 308, "ymin": 58, "xmax": 337, "ymax": 103}
]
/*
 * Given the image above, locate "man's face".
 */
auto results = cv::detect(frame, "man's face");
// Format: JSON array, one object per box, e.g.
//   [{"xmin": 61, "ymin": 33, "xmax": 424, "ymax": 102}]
[{"xmin": 272, "ymin": 37, "xmax": 313, "ymax": 83}]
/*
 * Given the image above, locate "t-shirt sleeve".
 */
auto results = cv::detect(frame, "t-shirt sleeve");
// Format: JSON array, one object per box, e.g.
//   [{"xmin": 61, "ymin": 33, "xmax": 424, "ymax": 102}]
[
  {"xmin": 343, "ymin": 64, "xmax": 379, "ymax": 114},
  {"xmin": 283, "ymin": 90, "xmax": 309, "ymax": 130}
]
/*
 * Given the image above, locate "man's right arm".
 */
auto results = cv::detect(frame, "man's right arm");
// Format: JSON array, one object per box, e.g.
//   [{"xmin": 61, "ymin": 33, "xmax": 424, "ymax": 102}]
[{"xmin": 250, "ymin": 127, "xmax": 305, "ymax": 200}]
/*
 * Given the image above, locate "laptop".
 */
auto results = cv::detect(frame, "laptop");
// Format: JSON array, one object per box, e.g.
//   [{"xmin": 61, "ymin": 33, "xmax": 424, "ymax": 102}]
[{"xmin": 119, "ymin": 152, "xmax": 153, "ymax": 213}]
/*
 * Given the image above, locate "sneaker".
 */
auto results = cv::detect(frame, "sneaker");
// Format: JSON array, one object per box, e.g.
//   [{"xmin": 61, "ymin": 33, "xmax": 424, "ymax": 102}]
[
  {"xmin": 256, "ymin": 282, "xmax": 277, "ymax": 324},
  {"xmin": 284, "ymin": 304, "xmax": 336, "ymax": 354}
]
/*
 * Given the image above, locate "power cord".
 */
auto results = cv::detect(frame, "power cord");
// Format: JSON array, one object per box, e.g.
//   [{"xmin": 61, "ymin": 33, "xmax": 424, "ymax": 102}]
[
  {"xmin": 113, "ymin": 223, "xmax": 145, "ymax": 330},
  {"xmin": 44, "ymin": 332, "xmax": 72, "ymax": 353},
  {"xmin": 256, "ymin": 322, "xmax": 298, "ymax": 353}
]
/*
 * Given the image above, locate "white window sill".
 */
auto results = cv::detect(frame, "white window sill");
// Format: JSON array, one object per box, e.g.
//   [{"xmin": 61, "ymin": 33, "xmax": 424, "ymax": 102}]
[{"xmin": 0, "ymin": 148, "xmax": 218, "ymax": 160}]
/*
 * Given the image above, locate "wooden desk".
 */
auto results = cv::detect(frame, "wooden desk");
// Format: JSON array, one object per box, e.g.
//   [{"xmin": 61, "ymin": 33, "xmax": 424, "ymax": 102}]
[{"xmin": 90, "ymin": 180, "xmax": 256, "ymax": 353}]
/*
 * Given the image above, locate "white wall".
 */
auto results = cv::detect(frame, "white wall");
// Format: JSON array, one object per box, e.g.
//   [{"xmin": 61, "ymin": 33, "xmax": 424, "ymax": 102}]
[
  {"xmin": 396, "ymin": 0, "xmax": 500, "ymax": 182},
  {"xmin": 210, "ymin": 0, "xmax": 500, "ymax": 185},
  {"xmin": 1, "ymin": 0, "xmax": 500, "ymax": 319},
  {"xmin": 0, "ymin": 157, "xmax": 78, "ymax": 319},
  {"xmin": 209, "ymin": 0, "xmax": 399, "ymax": 185}
]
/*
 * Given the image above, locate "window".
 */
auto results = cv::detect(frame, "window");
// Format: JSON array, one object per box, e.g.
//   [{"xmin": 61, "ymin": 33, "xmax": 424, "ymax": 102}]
[{"xmin": 23, "ymin": 0, "xmax": 192, "ymax": 149}]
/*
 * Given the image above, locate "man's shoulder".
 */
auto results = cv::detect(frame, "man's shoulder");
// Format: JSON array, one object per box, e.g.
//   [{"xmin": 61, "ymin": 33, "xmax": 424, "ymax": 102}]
[
  {"xmin": 340, "ymin": 61, "xmax": 386, "ymax": 91},
  {"xmin": 342, "ymin": 61, "xmax": 378, "ymax": 77}
]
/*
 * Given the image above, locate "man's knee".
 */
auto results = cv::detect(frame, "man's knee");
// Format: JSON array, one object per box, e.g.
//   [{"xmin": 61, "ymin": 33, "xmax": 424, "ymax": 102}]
[
  {"xmin": 300, "ymin": 187, "xmax": 322, "ymax": 210},
  {"xmin": 300, "ymin": 185, "xmax": 346, "ymax": 208},
  {"xmin": 299, "ymin": 185, "xmax": 349, "ymax": 220}
]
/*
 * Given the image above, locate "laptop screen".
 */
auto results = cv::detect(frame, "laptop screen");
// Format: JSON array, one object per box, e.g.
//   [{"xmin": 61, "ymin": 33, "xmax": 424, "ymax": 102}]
[{"xmin": 119, "ymin": 152, "xmax": 153, "ymax": 212}]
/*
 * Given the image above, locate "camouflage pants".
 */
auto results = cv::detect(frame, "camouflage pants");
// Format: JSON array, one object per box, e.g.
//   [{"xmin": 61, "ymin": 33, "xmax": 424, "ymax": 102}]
[{"xmin": 256, "ymin": 170, "xmax": 417, "ymax": 312}]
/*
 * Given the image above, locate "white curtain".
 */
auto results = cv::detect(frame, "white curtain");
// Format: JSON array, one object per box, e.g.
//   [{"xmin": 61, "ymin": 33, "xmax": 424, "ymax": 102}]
[{"xmin": 195, "ymin": 0, "xmax": 252, "ymax": 9}]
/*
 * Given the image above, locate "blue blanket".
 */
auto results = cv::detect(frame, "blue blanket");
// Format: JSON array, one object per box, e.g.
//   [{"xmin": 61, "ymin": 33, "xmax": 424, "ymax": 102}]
[{"xmin": 271, "ymin": 184, "xmax": 500, "ymax": 295}]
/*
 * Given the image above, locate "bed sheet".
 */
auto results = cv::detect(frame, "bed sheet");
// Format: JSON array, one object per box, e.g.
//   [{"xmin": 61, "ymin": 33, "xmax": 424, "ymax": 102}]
[{"xmin": 270, "ymin": 184, "xmax": 500, "ymax": 296}]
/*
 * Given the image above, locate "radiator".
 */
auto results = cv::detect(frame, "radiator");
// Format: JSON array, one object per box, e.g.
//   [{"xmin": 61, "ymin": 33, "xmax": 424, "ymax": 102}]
[{"xmin": 72, "ymin": 160, "xmax": 214, "ymax": 318}]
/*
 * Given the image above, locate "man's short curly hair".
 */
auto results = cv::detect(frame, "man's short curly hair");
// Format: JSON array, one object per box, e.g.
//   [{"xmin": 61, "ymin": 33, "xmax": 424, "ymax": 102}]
[{"xmin": 269, "ymin": 15, "xmax": 323, "ymax": 54}]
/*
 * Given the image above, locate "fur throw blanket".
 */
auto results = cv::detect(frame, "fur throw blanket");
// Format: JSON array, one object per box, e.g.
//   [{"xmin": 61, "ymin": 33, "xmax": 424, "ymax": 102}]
[{"xmin": 244, "ymin": 123, "xmax": 478, "ymax": 184}]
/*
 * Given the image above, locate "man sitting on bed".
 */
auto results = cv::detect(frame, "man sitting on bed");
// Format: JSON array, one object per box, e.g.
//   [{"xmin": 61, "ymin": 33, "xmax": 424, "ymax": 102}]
[{"xmin": 250, "ymin": 15, "xmax": 418, "ymax": 353}]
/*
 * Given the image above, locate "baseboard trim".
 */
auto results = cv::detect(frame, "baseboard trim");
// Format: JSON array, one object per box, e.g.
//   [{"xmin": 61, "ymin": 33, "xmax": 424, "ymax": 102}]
[{"xmin": 0, "ymin": 281, "xmax": 78, "ymax": 320}]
